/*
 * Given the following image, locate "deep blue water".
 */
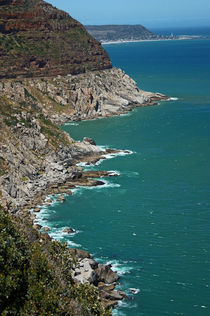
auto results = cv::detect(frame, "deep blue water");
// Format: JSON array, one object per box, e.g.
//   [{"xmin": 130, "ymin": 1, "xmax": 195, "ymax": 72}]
[{"xmin": 36, "ymin": 30, "xmax": 210, "ymax": 315}]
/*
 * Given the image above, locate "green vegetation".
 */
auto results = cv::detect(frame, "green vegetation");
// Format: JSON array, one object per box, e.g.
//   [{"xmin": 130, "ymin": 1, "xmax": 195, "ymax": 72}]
[
  {"xmin": 0, "ymin": 94, "xmax": 70, "ymax": 148},
  {"xmin": 0, "ymin": 207, "xmax": 111, "ymax": 315},
  {"xmin": 38, "ymin": 113, "xmax": 70, "ymax": 147},
  {"xmin": 0, "ymin": 0, "xmax": 111, "ymax": 79}
]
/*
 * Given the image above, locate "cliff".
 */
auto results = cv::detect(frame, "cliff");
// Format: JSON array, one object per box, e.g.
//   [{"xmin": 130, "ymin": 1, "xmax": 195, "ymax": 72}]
[
  {"xmin": 0, "ymin": 0, "xmax": 112, "ymax": 79},
  {"xmin": 0, "ymin": 68, "xmax": 166, "ymax": 313},
  {"xmin": 0, "ymin": 67, "xmax": 166, "ymax": 209},
  {"xmin": 0, "ymin": 0, "xmax": 168, "ymax": 314},
  {"xmin": 1, "ymin": 68, "xmax": 151, "ymax": 313}
]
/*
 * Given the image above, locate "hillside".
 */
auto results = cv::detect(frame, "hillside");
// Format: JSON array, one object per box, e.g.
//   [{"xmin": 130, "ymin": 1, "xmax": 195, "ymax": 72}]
[
  {"xmin": 0, "ymin": 0, "xmax": 112, "ymax": 79},
  {"xmin": 85, "ymin": 24, "xmax": 165, "ymax": 42},
  {"xmin": 0, "ymin": 1, "xmax": 167, "ymax": 314}
]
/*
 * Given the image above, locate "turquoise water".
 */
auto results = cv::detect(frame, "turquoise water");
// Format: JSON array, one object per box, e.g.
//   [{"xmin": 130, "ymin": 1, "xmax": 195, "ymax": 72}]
[{"xmin": 39, "ymin": 35, "xmax": 210, "ymax": 315}]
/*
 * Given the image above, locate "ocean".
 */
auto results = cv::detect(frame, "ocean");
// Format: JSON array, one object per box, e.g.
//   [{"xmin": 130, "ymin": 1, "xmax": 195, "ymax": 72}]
[{"xmin": 36, "ymin": 29, "xmax": 210, "ymax": 315}]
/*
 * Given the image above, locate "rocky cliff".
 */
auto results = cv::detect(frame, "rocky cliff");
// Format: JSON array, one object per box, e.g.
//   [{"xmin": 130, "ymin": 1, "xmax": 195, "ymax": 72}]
[
  {"xmin": 1, "ymin": 68, "xmax": 153, "ymax": 313},
  {"xmin": 0, "ymin": 1, "xmax": 168, "ymax": 313},
  {"xmin": 0, "ymin": 0, "xmax": 112, "ymax": 79},
  {"xmin": 0, "ymin": 67, "xmax": 166, "ymax": 210}
]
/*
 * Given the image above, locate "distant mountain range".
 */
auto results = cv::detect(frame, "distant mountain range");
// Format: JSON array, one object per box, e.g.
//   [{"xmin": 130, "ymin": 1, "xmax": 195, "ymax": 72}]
[{"xmin": 85, "ymin": 24, "xmax": 177, "ymax": 43}]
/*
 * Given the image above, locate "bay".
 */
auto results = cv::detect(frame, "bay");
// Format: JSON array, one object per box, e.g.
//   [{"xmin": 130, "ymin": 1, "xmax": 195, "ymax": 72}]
[{"xmin": 40, "ymin": 32, "xmax": 210, "ymax": 315}]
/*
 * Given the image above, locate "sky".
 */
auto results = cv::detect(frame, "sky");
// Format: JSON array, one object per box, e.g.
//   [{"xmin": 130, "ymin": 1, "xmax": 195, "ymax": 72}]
[{"xmin": 47, "ymin": 0, "xmax": 210, "ymax": 29}]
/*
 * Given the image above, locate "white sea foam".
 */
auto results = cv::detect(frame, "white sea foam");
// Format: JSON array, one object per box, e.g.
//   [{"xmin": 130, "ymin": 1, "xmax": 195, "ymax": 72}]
[
  {"xmin": 129, "ymin": 288, "xmax": 140, "ymax": 295},
  {"xmin": 117, "ymin": 300, "xmax": 138, "ymax": 309},
  {"xmin": 122, "ymin": 171, "xmax": 139, "ymax": 178},
  {"xmin": 169, "ymin": 97, "xmax": 179, "ymax": 101},
  {"xmin": 97, "ymin": 145, "xmax": 107, "ymax": 152},
  {"xmin": 77, "ymin": 147, "xmax": 133, "ymax": 167},
  {"xmin": 39, "ymin": 225, "xmax": 82, "ymax": 248},
  {"xmin": 119, "ymin": 111, "xmax": 132, "ymax": 117},
  {"xmin": 73, "ymin": 180, "xmax": 121, "ymax": 193},
  {"xmin": 108, "ymin": 170, "xmax": 121, "ymax": 176},
  {"xmin": 66, "ymin": 240, "xmax": 82, "ymax": 248},
  {"xmin": 93, "ymin": 150, "xmax": 133, "ymax": 166},
  {"xmin": 105, "ymin": 150, "xmax": 133, "ymax": 158},
  {"xmin": 112, "ymin": 310, "xmax": 127, "ymax": 316},
  {"xmin": 76, "ymin": 162, "xmax": 90, "ymax": 167},
  {"xmin": 105, "ymin": 259, "xmax": 133, "ymax": 275},
  {"xmin": 64, "ymin": 122, "xmax": 79, "ymax": 126}
]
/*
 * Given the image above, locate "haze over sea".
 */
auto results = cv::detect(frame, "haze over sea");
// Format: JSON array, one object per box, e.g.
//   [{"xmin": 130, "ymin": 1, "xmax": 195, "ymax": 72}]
[{"xmin": 37, "ymin": 28, "xmax": 210, "ymax": 315}]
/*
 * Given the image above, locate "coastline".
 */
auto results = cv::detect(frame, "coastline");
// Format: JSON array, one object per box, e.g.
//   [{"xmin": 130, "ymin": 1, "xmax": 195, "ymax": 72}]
[
  {"xmin": 22, "ymin": 147, "xmax": 133, "ymax": 309},
  {"xmin": 101, "ymin": 35, "xmax": 202, "ymax": 45},
  {"xmin": 0, "ymin": 67, "xmax": 167, "ymax": 313}
]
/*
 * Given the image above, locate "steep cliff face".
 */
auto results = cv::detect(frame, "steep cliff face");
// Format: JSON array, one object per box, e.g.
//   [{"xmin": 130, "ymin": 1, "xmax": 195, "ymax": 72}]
[
  {"xmin": 0, "ymin": 0, "xmax": 112, "ymax": 79},
  {"xmin": 0, "ymin": 68, "xmax": 166, "ymax": 210}
]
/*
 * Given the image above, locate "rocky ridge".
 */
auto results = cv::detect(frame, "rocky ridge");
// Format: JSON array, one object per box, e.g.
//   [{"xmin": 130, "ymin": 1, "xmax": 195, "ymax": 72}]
[
  {"xmin": 0, "ymin": 67, "xmax": 167, "ymax": 124},
  {"xmin": 86, "ymin": 24, "xmax": 162, "ymax": 42},
  {"xmin": 85, "ymin": 24, "xmax": 180, "ymax": 43}
]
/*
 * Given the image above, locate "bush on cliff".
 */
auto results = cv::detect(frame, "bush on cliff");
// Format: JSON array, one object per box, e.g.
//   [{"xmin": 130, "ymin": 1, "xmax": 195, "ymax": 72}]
[{"xmin": 0, "ymin": 208, "xmax": 111, "ymax": 315}]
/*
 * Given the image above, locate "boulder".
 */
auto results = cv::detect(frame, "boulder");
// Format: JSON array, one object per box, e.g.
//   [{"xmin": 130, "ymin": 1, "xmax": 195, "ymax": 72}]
[
  {"xmin": 57, "ymin": 194, "xmax": 65, "ymax": 202},
  {"xmin": 83, "ymin": 137, "xmax": 96, "ymax": 146},
  {"xmin": 74, "ymin": 269, "xmax": 97, "ymax": 284},
  {"xmin": 100, "ymin": 289, "xmax": 125, "ymax": 301},
  {"xmin": 63, "ymin": 227, "xmax": 76, "ymax": 234},
  {"xmin": 43, "ymin": 227, "xmax": 50, "ymax": 232},
  {"xmin": 33, "ymin": 207, "xmax": 41, "ymax": 213},
  {"xmin": 69, "ymin": 248, "xmax": 92, "ymax": 259},
  {"xmin": 33, "ymin": 224, "xmax": 42, "ymax": 230},
  {"xmin": 96, "ymin": 264, "xmax": 120, "ymax": 284}
]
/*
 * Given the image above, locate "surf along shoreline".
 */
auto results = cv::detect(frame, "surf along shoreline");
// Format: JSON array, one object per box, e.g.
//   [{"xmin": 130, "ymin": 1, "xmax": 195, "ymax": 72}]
[
  {"xmin": 101, "ymin": 35, "xmax": 203, "ymax": 45},
  {"xmin": 14, "ymin": 77, "xmax": 168, "ymax": 310}
]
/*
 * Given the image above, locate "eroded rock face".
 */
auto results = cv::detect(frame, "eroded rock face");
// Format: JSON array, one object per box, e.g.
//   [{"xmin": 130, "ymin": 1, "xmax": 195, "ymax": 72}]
[
  {"xmin": 0, "ymin": 67, "xmax": 167, "ymax": 210},
  {"xmin": 0, "ymin": 68, "xmax": 167, "ymax": 125},
  {"xmin": 0, "ymin": 0, "xmax": 112, "ymax": 78}
]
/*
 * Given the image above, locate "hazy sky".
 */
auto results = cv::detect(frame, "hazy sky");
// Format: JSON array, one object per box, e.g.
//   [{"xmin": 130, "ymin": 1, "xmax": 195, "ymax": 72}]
[{"xmin": 47, "ymin": 0, "xmax": 210, "ymax": 28}]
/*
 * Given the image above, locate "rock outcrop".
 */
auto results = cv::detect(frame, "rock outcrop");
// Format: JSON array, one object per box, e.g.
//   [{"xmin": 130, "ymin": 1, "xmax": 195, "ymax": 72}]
[
  {"xmin": 69, "ymin": 249, "xmax": 127, "ymax": 308},
  {"xmin": 0, "ymin": 67, "xmax": 167, "ymax": 125},
  {"xmin": 0, "ymin": 0, "xmax": 112, "ymax": 79},
  {"xmin": 0, "ymin": 66, "xmax": 167, "ymax": 212}
]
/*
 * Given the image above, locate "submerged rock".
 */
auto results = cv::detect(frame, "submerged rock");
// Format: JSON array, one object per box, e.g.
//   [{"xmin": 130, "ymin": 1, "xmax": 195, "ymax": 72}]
[{"xmin": 63, "ymin": 227, "xmax": 76, "ymax": 234}]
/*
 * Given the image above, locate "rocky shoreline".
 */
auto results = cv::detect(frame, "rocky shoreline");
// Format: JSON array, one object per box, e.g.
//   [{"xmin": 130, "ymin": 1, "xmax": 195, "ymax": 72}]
[
  {"xmin": 9, "ymin": 146, "xmax": 128, "ymax": 308},
  {"xmin": 0, "ymin": 1, "xmax": 169, "ymax": 313},
  {"xmin": 0, "ymin": 67, "xmax": 167, "ymax": 311},
  {"xmin": 16, "ymin": 146, "xmax": 131, "ymax": 308}
]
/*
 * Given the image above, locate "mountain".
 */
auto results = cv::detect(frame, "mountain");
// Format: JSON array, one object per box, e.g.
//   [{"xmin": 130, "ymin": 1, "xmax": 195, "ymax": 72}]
[
  {"xmin": 85, "ymin": 24, "xmax": 164, "ymax": 42},
  {"xmin": 0, "ymin": 0, "xmax": 112, "ymax": 79}
]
